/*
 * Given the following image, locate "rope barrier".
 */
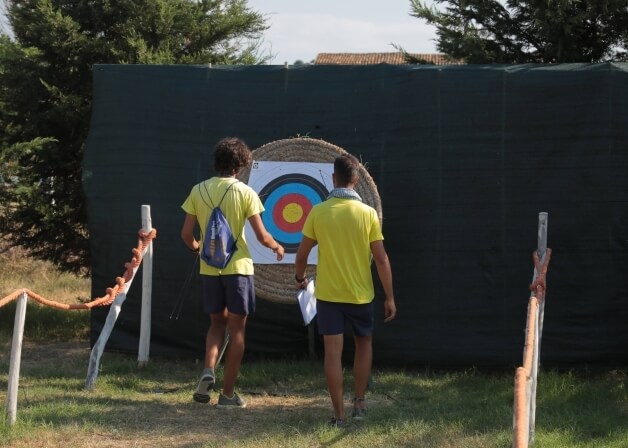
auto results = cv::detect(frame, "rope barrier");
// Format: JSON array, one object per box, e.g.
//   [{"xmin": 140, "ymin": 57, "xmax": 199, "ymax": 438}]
[{"xmin": 0, "ymin": 228, "xmax": 156, "ymax": 311}]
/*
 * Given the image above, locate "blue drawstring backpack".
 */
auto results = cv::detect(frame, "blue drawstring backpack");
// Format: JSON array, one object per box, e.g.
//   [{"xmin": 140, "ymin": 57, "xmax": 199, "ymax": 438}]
[{"xmin": 198, "ymin": 180, "xmax": 239, "ymax": 269}]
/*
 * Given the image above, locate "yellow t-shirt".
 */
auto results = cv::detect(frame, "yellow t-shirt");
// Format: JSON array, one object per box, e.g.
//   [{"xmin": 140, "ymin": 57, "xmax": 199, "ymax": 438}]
[
  {"xmin": 181, "ymin": 177, "xmax": 264, "ymax": 276},
  {"xmin": 302, "ymin": 197, "xmax": 383, "ymax": 304}
]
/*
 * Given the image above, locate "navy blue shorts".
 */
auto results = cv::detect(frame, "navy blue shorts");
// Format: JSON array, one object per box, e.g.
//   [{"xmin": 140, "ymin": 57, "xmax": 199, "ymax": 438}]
[
  {"xmin": 201, "ymin": 274, "xmax": 255, "ymax": 316},
  {"xmin": 316, "ymin": 300, "xmax": 374, "ymax": 337}
]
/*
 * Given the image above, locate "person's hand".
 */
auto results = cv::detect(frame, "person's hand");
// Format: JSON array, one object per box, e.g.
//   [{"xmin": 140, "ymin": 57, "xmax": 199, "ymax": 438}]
[
  {"xmin": 383, "ymin": 297, "xmax": 396, "ymax": 323},
  {"xmin": 295, "ymin": 274, "xmax": 307, "ymax": 289},
  {"xmin": 272, "ymin": 244, "xmax": 285, "ymax": 261}
]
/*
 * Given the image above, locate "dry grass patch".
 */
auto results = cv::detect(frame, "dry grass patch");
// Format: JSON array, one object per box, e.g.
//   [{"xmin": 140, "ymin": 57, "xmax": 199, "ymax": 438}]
[{"xmin": 0, "ymin": 244, "xmax": 90, "ymax": 306}]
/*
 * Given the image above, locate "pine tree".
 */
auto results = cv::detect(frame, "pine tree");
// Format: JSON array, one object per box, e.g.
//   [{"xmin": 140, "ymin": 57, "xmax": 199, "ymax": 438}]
[
  {"xmin": 0, "ymin": 0, "xmax": 268, "ymax": 273},
  {"xmin": 409, "ymin": 0, "xmax": 628, "ymax": 63}
]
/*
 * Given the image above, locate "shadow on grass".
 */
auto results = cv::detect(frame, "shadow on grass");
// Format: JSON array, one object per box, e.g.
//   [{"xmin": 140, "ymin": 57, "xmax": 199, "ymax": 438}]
[
  {"xmin": 371, "ymin": 366, "xmax": 628, "ymax": 445},
  {"xmin": 0, "ymin": 300, "xmax": 90, "ymax": 341}
]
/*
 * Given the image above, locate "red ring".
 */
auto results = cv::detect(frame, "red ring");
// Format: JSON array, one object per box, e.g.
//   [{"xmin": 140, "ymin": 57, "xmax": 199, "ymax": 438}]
[{"xmin": 272, "ymin": 193, "xmax": 312, "ymax": 233}]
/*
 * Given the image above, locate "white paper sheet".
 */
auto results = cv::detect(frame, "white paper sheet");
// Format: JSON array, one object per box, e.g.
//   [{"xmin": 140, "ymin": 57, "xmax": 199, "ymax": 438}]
[{"xmin": 296, "ymin": 279, "xmax": 317, "ymax": 325}]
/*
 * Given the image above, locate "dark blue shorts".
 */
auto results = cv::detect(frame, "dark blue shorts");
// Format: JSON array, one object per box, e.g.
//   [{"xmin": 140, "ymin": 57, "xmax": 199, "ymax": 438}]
[
  {"xmin": 316, "ymin": 300, "xmax": 374, "ymax": 337},
  {"xmin": 201, "ymin": 274, "xmax": 255, "ymax": 316}
]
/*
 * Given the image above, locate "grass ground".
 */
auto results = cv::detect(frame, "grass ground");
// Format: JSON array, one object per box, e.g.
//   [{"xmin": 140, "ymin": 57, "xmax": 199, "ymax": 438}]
[
  {"xmin": 1, "ymin": 245, "xmax": 627, "ymax": 447},
  {"xmin": 0, "ymin": 340, "xmax": 626, "ymax": 448}
]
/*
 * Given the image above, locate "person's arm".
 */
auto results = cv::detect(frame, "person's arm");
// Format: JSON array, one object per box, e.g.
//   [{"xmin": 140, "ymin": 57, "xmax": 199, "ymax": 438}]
[
  {"xmin": 181, "ymin": 213, "xmax": 200, "ymax": 252},
  {"xmin": 248, "ymin": 214, "xmax": 285, "ymax": 261},
  {"xmin": 370, "ymin": 239, "xmax": 396, "ymax": 323},
  {"xmin": 295, "ymin": 236, "xmax": 317, "ymax": 288}
]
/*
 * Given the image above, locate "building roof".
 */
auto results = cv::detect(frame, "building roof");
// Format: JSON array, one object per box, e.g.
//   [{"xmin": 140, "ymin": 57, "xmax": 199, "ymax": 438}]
[{"xmin": 314, "ymin": 52, "xmax": 463, "ymax": 65}]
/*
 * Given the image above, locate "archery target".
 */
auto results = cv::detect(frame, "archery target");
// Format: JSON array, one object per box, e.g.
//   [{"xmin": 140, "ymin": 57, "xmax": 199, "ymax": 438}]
[{"xmin": 245, "ymin": 161, "xmax": 333, "ymax": 264}]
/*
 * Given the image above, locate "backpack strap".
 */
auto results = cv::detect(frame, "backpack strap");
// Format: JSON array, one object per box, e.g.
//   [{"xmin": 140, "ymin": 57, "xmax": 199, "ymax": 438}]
[
  {"xmin": 216, "ymin": 181, "xmax": 238, "ymax": 208},
  {"xmin": 198, "ymin": 178, "xmax": 239, "ymax": 208},
  {"xmin": 220, "ymin": 181, "xmax": 243, "ymax": 246}
]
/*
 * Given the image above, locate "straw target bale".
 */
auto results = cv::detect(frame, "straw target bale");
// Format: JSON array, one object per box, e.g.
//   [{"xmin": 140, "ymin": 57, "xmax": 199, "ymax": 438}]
[{"xmin": 238, "ymin": 137, "xmax": 382, "ymax": 304}]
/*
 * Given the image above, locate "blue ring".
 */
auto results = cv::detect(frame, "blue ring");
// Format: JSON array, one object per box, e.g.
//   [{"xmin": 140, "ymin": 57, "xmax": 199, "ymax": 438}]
[{"xmin": 262, "ymin": 183, "xmax": 323, "ymax": 244}]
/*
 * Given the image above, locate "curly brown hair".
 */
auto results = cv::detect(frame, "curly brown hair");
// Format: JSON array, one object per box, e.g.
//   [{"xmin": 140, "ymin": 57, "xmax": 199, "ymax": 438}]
[{"xmin": 213, "ymin": 137, "xmax": 253, "ymax": 175}]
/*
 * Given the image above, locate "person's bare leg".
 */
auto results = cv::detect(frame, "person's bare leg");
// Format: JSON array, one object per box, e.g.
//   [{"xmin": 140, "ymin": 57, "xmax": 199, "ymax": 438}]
[
  {"xmin": 221, "ymin": 312, "xmax": 247, "ymax": 397},
  {"xmin": 323, "ymin": 334, "xmax": 345, "ymax": 420},
  {"xmin": 205, "ymin": 309, "xmax": 228, "ymax": 368},
  {"xmin": 353, "ymin": 334, "xmax": 372, "ymax": 410},
  {"xmin": 193, "ymin": 309, "xmax": 227, "ymax": 402}
]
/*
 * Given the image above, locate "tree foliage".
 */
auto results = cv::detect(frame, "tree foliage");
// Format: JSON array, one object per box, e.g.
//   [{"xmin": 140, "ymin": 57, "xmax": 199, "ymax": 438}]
[
  {"xmin": 409, "ymin": 0, "xmax": 628, "ymax": 63},
  {"xmin": 0, "ymin": 0, "xmax": 268, "ymax": 273}
]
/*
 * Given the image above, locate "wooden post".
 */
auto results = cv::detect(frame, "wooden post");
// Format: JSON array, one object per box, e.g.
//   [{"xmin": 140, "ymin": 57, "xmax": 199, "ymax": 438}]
[
  {"xmin": 513, "ymin": 367, "xmax": 530, "ymax": 448},
  {"xmin": 86, "ymin": 224, "xmax": 152, "ymax": 390},
  {"xmin": 138, "ymin": 205, "xmax": 153, "ymax": 366},
  {"xmin": 86, "ymin": 293, "xmax": 126, "ymax": 389},
  {"xmin": 6, "ymin": 291, "xmax": 27, "ymax": 426},
  {"xmin": 528, "ymin": 212, "xmax": 548, "ymax": 445}
]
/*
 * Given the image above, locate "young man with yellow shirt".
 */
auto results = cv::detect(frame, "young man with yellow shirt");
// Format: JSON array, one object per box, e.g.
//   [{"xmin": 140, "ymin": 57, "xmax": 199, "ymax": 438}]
[
  {"xmin": 181, "ymin": 137, "xmax": 284, "ymax": 408},
  {"xmin": 295, "ymin": 154, "xmax": 396, "ymax": 427}
]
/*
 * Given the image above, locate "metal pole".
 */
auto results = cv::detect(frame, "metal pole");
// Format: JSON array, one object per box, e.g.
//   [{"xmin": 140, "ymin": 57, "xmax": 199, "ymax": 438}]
[
  {"xmin": 6, "ymin": 291, "xmax": 27, "ymax": 426},
  {"xmin": 138, "ymin": 205, "xmax": 153, "ymax": 366}
]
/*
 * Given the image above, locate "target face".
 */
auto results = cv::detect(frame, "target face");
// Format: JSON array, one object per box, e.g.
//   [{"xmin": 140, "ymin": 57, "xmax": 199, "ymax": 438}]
[{"xmin": 245, "ymin": 161, "xmax": 333, "ymax": 264}]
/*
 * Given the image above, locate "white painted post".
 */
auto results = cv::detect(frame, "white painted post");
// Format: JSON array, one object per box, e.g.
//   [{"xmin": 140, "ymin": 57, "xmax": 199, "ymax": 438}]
[
  {"xmin": 85, "ymin": 235, "xmax": 152, "ymax": 390},
  {"xmin": 138, "ymin": 205, "xmax": 153, "ymax": 366},
  {"xmin": 6, "ymin": 291, "xmax": 27, "ymax": 426},
  {"xmin": 529, "ymin": 212, "xmax": 548, "ymax": 445},
  {"xmin": 85, "ymin": 293, "xmax": 126, "ymax": 390}
]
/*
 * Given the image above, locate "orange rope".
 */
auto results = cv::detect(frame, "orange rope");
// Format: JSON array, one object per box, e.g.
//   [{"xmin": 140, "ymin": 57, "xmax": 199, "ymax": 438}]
[
  {"xmin": 0, "ymin": 228, "xmax": 156, "ymax": 311},
  {"xmin": 0, "ymin": 289, "xmax": 24, "ymax": 309},
  {"xmin": 529, "ymin": 248, "xmax": 552, "ymax": 302}
]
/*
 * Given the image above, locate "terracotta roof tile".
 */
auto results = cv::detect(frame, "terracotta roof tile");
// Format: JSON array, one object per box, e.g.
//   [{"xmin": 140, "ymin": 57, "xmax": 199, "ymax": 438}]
[{"xmin": 314, "ymin": 52, "xmax": 463, "ymax": 65}]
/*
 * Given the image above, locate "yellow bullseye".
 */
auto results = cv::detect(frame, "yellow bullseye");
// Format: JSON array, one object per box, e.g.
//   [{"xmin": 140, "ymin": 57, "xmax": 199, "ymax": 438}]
[{"xmin": 283, "ymin": 203, "xmax": 304, "ymax": 223}]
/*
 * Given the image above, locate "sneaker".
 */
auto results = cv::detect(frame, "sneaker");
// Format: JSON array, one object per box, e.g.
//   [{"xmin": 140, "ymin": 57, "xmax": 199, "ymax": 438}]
[
  {"xmin": 351, "ymin": 407, "xmax": 368, "ymax": 420},
  {"xmin": 352, "ymin": 397, "xmax": 368, "ymax": 420},
  {"xmin": 192, "ymin": 368, "xmax": 215, "ymax": 404},
  {"xmin": 328, "ymin": 417, "xmax": 347, "ymax": 428},
  {"xmin": 217, "ymin": 392, "xmax": 247, "ymax": 409}
]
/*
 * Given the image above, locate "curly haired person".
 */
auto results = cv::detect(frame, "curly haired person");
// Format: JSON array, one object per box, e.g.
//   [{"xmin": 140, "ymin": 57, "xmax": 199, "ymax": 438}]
[{"xmin": 181, "ymin": 137, "xmax": 284, "ymax": 408}]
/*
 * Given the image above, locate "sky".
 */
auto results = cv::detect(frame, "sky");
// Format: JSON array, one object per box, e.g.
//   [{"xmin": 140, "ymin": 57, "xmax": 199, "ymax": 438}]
[
  {"xmin": 0, "ymin": 0, "xmax": 439, "ymax": 64},
  {"xmin": 246, "ymin": 0, "xmax": 438, "ymax": 64},
  {"xmin": 0, "ymin": 0, "xmax": 9, "ymax": 36}
]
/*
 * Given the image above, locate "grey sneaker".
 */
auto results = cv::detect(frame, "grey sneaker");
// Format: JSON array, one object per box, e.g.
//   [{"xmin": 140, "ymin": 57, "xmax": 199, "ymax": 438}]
[
  {"xmin": 217, "ymin": 392, "xmax": 247, "ymax": 409},
  {"xmin": 352, "ymin": 397, "xmax": 368, "ymax": 420},
  {"xmin": 328, "ymin": 417, "xmax": 347, "ymax": 428},
  {"xmin": 351, "ymin": 407, "xmax": 368, "ymax": 420},
  {"xmin": 192, "ymin": 368, "xmax": 215, "ymax": 403}
]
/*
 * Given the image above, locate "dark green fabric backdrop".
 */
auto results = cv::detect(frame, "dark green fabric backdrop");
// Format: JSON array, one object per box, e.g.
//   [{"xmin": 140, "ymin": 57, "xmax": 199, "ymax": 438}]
[{"xmin": 84, "ymin": 63, "xmax": 628, "ymax": 368}]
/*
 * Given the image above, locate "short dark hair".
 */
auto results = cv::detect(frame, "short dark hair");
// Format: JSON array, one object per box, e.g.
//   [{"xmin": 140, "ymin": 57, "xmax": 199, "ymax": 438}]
[
  {"xmin": 333, "ymin": 154, "xmax": 360, "ymax": 186},
  {"xmin": 213, "ymin": 137, "xmax": 253, "ymax": 175}
]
